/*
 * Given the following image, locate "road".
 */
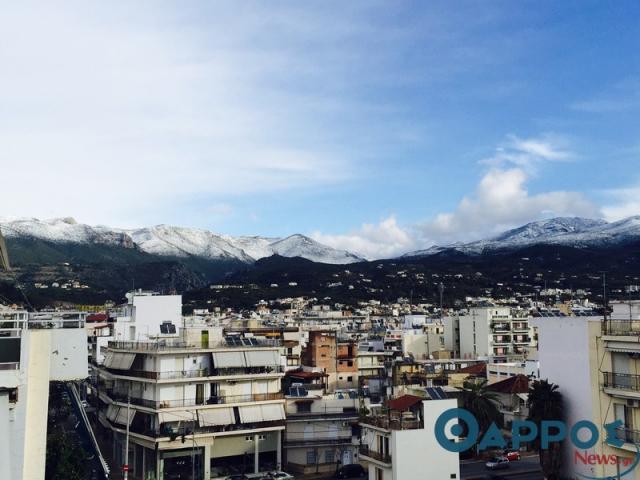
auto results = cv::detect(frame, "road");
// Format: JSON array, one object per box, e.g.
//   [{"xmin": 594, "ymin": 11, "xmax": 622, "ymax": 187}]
[{"xmin": 461, "ymin": 455, "xmax": 543, "ymax": 479}]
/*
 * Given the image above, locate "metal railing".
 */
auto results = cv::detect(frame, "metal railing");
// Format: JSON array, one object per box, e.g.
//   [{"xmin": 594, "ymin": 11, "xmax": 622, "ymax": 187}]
[
  {"xmin": 104, "ymin": 364, "xmax": 284, "ymax": 380},
  {"xmin": 602, "ymin": 320, "xmax": 640, "ymax": 336},
  {"xmin": 612, "ymin": 427, "xmax": 640, "ymax": 445},
  {"xmin": 360, "ymin": 415, "xmax": 422, "ymax": 431},
  {"xmin": 108, "ymin": 339, "xmax": 282, "ymax": 351},
  {"xmin": 359, "ymin": 445, "xmax": 392, "ymax": 464},
  {"xmin": 108, "ymin": 391, "xmax": 283, "ymax": 409},
  {"xmin": 603, "ymin": 372, "xmax": 640, "ymax": 392}
]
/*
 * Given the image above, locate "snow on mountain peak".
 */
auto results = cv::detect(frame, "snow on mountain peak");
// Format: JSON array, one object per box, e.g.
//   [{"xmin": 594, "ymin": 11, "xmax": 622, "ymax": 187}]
[{"xmin": 0, "ymin": 218, "xmax": 362, "ymax": 265}]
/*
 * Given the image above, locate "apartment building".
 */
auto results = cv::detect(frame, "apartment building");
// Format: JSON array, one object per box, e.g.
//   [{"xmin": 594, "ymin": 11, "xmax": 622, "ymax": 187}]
[
  {"xmin": 359, "ymin": 395, "xmax": 460, "ymax": 480},
  {"xmin": 91, "ymin": 295, "xmax": 287, "ymax": 480},
  {"xmin": 458, "ymin": 306, "xmax": 535, "ymax": 362},
  {"xmin": 357, "ymin": 350, "xmax": 391, "ymax": 402},
  {"xmin": 0, "ymin": 308, "xmax": 88, "ymax": 480},
  {"xmin": 283, "ymin": 387, "xmax": 362, "ymax": 475},
  {"xmin": 531, "ymin": 303, "xmax": 640, "ymax": 479}
]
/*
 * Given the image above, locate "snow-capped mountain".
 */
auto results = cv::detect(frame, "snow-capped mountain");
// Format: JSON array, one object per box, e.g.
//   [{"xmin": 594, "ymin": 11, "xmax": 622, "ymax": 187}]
[
  {"xmin": 0, "ymin": 217, "xmax": 363, "ymax": 264},
  {"xmin": 403, "ymin": 216, "xmax": 640, "ymax": 257}
]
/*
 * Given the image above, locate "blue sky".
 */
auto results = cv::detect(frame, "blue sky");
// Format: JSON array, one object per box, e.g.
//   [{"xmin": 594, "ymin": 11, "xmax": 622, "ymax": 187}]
[{"xmin": 1, "ymin": 1, "xmax": 640, "ymax": 257}]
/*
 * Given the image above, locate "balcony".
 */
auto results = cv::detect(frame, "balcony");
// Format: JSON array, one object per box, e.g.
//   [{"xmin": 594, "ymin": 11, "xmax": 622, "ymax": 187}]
[
  {"xmin": 602, "ymin": 320, "xmax": 640, "ymax": 337},
  {"xmin": 104, "ymin": 365, "xmax": 285, "ymax": 381},
  {"xmin": 603, "ymin": 372, "xmax": 640, "ymax": 399},
  {"xmin": 284, "ymin": 436, "xmax": 354, "ymax": 448},
  {"xmin": 360, "ymin": 415, "xmax": 422, "ymax": 431},
  {"xmin": 108, "ymin": 338, "xmax": 282, "ymax": 352},
  {"xmin": 359, "ymin": 445, "xmax": 392, "ymax": 465},
  {"xmin": 107, "ymin": 391, "xmax": 283, "ymax": 409},
  {"xmin": 491, "ymin": 323, "xmax": 511, "ymax": 332},
  {"xmin": 611, "ymin": 427, "xmax": 640, "ymax": 446}
]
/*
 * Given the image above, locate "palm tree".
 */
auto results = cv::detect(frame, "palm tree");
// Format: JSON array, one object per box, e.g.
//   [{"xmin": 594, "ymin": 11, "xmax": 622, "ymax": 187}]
[
  {"xmin": 460, "ymin": 379, "xmax": 503, "ymax": 442},
  {"xmin": 527, "ymin": 380, "xmax": 564, "ymax": 480}
]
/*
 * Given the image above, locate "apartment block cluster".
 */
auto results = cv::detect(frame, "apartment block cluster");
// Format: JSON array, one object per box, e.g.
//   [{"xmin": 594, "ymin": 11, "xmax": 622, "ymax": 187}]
[{"xmin": 3, "ymin": 290, "xmax": 625, "ymax": 480}]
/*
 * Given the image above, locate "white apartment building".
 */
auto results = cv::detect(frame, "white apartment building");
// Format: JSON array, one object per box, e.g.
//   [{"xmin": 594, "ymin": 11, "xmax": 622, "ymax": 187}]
[
  {"xmin": 359, "ymin": 396, "xmax": 460, "ymax": 480},
  {"xmin": 458, "ymin": 307, "xmax": 535, "ymax": 362},
  {"xmin": 283, "ymin": 388, "xmax": 362, "ymax": 475},
  {"xmin": 92, "ymin": 295, "xmax": 286, "ymax": 480},
  {"xmin": 0, "ymin": 308, "xmax": 88, "ymax": 480}
]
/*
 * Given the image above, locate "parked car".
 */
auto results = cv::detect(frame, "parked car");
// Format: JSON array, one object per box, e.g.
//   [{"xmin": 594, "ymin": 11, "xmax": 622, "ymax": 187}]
[
  {"xmin": 335, "ymin": 464, "xmax": 367, "ymax": 478},
  {"xmin": 485, "ymin": 456, "xmax": 510, "ymax": 470},
  {"xmin": 266, "ymin": 472, "xmax": 295, "ymax": 480},
  {"xmin": 503, "ymin": 449, "xmax": 521, "ymax": 461}
]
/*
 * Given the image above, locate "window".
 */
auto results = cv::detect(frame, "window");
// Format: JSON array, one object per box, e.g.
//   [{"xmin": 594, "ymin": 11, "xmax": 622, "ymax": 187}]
[
  {"xmin": 376, "ymin": 467, "xmax": 383, "ymax": 480},
  {"xmin": 347, "ymin": 361, "xmax": 353, "ymax": 367},
  {"xmin": 306, "ymin": 451, "xmax": 316, "ymax": 464},
  {"xmin": 325, "ymin": 450, "xmax": 335, "ymax": 463},
  {"xmin": 347, "ymin": 376, "xmax": 353, "ymax": 382},
  {"xmin": 245, "ymin": 436, "xmax": 253, "ymax": 442}
]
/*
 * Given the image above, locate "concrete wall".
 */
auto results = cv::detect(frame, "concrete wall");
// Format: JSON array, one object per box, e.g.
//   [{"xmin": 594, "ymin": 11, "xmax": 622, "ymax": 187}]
[{"xmin": 531, "ymin": 316, "xmax": 601, "ymax": 479}]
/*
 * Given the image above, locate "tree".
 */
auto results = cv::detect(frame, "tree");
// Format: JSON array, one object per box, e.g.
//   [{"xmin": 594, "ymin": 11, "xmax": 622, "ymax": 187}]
[
  {"xmin": 527, "ymin": 379, "xmax": 564, "ymax": 480},
  {"xmin": 460, "ymin": 379, "xmax": 503, "ymax": 440}
]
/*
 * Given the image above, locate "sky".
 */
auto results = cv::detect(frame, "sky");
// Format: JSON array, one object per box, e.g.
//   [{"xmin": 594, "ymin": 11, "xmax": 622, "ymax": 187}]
[{"xmin": 1, "ymin": 1, "xmax": 640, "ymax": 259}]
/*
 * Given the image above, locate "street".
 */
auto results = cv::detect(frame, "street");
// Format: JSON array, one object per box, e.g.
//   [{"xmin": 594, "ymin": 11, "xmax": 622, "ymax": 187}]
[{"xmin": 460, "ymin": 455, "xmax": 543, "ymax": 480}]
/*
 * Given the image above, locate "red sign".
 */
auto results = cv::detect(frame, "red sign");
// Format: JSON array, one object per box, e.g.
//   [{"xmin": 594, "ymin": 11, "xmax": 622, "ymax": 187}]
[{"xmin": 122, "ymin": 465, "xmax": 129, "ymax": 472}]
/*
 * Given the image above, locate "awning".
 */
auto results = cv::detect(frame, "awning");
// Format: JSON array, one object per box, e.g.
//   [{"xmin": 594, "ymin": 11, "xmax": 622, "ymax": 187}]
[
  {"xmin": 238, "ymin": 404, "xmax": 285, "ymax": 423},
  {"xmin": 106, "ymin": 404, "xmax": 119, "ymax": 422},
  {"xmin": 158, "ymin": 411, "xmax": 193, "ymax": 424},
  {"xmin": 115, "ymin": 406, "xmax": 136, "ymax": 426},
  {"xmin": 102, "ymin": 351, "xmax": 114, "ymax": 367},
  {"xmin": 198, "ymin": 407, "xmax": 235, "ymax": 427},
  {"xmin": 212, "ymin": 351, "xmax": 246, "ymax": 368},
  {"xmin": 261, "ymin": 403, "xmax": 286, "ymax": 421},
  {"xmin": 104, "ymin": 352, "xmax": 136, "ymax": 370},
  {"xmin": 244, "ymin": 350, "xmax": 280, "ymax": 367},
  {"xmin": 238, "ymin": 405, "xmax": 264, "ymax": 423}
]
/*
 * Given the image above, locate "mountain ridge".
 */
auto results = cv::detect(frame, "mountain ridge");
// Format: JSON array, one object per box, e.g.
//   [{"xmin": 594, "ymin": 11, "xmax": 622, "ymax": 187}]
[{"xmin": 0, "ymin": 217, "xmax": 363, "ymax": 265}]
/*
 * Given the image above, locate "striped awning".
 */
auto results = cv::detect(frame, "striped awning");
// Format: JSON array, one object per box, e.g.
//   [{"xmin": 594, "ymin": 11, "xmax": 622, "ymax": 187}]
[
  {"xmin": 244, "ymin": 350, "xmax": 280, "ymax": 367},
  {"xmin": 212, "ymin": 351, "xmax": 246, "ymax": 368}
]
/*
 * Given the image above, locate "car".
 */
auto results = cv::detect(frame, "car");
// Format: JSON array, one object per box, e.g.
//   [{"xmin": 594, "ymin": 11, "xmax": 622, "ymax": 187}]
[
  {"xmin": 335, "ymin": 464, "xmax": 367, "ymax": 478},
  {"xmin": 503, "ymin": 449, "xmax": 521, "ymax": 461},
  {"xmin": 485, "ymin": 456, "xmax": 510, "ymax": 470},
  {"xmin": 266, "ymin": 472, "xmax": 295, "ymax": 480}
]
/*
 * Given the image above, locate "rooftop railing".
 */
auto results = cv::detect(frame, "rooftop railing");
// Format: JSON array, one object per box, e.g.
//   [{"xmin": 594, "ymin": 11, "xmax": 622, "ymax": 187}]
[
  {"xmin": 602, "ymin": 320, "xmax": 640, "ymax": 336},
  {"xmin": 360, "ymin": 414, "xmax": 422, "ymax": 431},
  {"xmin": 105, "ymin": 365, "xmax": 284, "ymax": 379}
]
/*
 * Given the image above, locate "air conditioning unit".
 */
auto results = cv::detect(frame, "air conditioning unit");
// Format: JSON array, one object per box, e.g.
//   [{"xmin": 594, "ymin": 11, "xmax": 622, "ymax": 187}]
[{"xmin": 627, "ymin": 399, "xmax": 640, "ymax": 408}]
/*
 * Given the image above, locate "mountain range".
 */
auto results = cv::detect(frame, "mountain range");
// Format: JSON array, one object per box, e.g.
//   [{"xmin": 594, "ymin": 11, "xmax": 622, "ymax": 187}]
[
  {"xmin": 0, "ymin": 217, "xmax": 363, "ymax": 264},
  {"xmin": 403, "ymin": 216, "xmax": 640, "ymax": 257},
  {"xmin": 2, "ymin": 215, "xmax": 640, "ymax": 307}
]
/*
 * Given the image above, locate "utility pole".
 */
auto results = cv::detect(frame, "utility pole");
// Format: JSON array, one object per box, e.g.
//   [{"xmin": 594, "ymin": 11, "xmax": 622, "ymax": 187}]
[{"xmin": 123, "ymin": 386, "xmax": 131, "ymax": 480}]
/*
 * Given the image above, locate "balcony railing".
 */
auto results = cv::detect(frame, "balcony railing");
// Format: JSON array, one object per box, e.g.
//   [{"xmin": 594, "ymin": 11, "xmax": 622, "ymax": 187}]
[
  {"xmin": 612, "ymin": 427, "xmax": 640, "ymax": 445},
  {"xmin": 106, "ymin": 365, "xmax": 284, "ymax": 380},
  {"xmin": 108, "ymin": 339, "xmax": 282, "ymax": 351},
  {"xmin": 359, "ymin": 445, "xmax": 392, "ymax": 464},
  {"xmin": 107, "ymin": 391, "xmax": 283, "ymax": 409},
  {"xmin": 602, "ymin": 320, "xmax": 640, "ymax": 336},
  {"xmin": 360, "ymin": 415, "xmax": 422, "ymax": 431},
  {"xmin": 285, "ymin": 436, "xmax": 353, "ymax": 447},
  {"xmin": 603, "ymin": 372, "xmax": 640, "ymax": 392}
]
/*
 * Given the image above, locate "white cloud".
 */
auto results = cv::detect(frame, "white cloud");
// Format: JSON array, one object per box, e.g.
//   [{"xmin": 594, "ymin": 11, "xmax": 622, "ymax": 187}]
[
  {"xmin": 315, "ymin": 135, "xmax": 599, "ymax": 258},
  {"xmin": 601, "ymin": 185, "xmax": 640, "ymax": 221},
  {"xmin": 311, "ymin": 217, "xmax": 415, "ymax": 260},
  {"xmin": 416, "ymin": 167, "xmax": 598, "ymax": 244},
  {"xmin": 480, "ymin": 134, "xmax": 572, "ymax": 172}
]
